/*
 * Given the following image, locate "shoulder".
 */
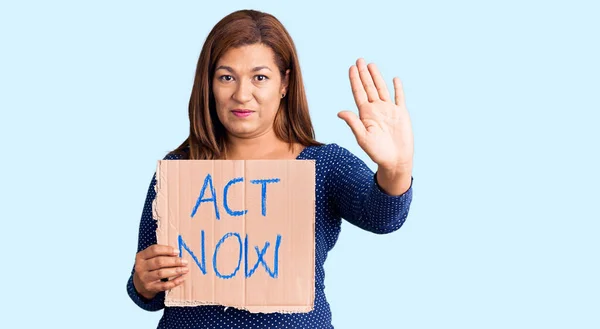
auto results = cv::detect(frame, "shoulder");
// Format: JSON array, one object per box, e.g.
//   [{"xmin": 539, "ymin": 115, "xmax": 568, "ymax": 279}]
[
  {"xmin": 163, "ymin": 153, "xmax": 184, "ymax": 160},
  {"xmin": 303, "ymin": 143, "xmax": 363, "ymax": 166},
  {"xmin": 162, "ymin": 148, "xmax": 188, "ymax": 160}
]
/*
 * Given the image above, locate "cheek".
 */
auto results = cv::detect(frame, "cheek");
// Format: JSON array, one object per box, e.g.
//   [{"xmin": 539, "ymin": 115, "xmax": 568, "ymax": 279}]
[
  {"xmin": 211, "ymin": 89, "xmax": 230, "ymax": 124},
  {"xmin": 212, "ymin": 89, "xmax": 227, "ymax": 107},
  {"xmin": 255, "ymin": 90, "xmax": 281, "ymax": 113}
]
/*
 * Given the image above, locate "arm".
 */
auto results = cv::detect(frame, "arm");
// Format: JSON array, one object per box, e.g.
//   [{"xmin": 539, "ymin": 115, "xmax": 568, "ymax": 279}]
[
  {"xmin": 335, "ymin": 59, "xmax": 415, "ymax": 233},
  {"xmin": 126, "ymin": 172, "xmax": 166, "ymax": 311},
  {"xmin": 328, "ymin": 144, "xmax": 413, "ymax": 234}
]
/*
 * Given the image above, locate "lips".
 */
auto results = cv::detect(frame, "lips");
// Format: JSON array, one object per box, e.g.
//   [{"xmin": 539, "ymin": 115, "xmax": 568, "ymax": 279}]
[{"xmin": 231, "ymin": 109, "xmax": 254, "ymax": 118}]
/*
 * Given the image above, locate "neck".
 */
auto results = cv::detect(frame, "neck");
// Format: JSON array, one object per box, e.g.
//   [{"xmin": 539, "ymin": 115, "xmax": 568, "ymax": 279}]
[{"xmin": 225, "ymin": 130, "xmax": 291, "ymax": 160}]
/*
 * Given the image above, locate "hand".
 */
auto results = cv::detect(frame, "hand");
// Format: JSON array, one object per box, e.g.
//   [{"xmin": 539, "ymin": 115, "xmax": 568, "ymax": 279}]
[
  {"xmin": 132, "ymin": 244, "xmax": 189, "ymax": 300},
  {"xmin": 338, "ymin": 58, "xmax": 414, "ymax": 172}
]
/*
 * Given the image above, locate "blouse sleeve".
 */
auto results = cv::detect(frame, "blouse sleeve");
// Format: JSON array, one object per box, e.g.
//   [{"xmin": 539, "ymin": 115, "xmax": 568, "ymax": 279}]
[
  {"xmin": 126, "ymin": 153, "xmax": 183, "ymax": 311},
  {"xmin": 326, "ymin": 144, "xmax": 413, "ymax": 234}
]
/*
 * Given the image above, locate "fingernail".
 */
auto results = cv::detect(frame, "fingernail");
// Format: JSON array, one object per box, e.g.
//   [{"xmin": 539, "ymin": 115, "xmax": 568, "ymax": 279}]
[
  {"xmin": 173, "ymin": 248, "xmax": 179, "ymax": 255},
  {"xmin": 181, "ymin": 259, "xmax": 188, "ymax": 265}
]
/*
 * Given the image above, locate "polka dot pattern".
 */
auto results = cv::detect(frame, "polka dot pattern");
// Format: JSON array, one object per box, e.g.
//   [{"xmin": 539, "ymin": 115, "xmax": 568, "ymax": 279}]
[{"xmin": 127, "ymin": 143, "xmax": 413, "ymax": 328}]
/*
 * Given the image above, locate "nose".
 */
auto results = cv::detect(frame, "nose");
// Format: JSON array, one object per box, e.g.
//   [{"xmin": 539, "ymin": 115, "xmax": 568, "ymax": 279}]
[{"xmin": 232, "ymin": 79, "xmax": 253, "ymax": 104}]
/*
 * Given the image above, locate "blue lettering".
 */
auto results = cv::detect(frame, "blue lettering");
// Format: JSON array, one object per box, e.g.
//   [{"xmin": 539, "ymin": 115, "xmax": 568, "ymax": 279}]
[
  {"xmin": 245, "ymin": 234, "xmax": 282, "ymax": 278},
  {"xmin": 213, "ymin": 232, "xmax": 243, "ymax": 279},
  {"xmin": 250, "ymin": 178, "xmax": 281, "ymax": 216},
  {"xmin": 178, "ymin": 232, "xmax": 206, "ymax": 275},
  {"xmin": 223, "ymin": 177, "xmax": 248, "ymax": 217},
  {"xmin": 191, "ymin": 173, "xmax": 220, "ymax": 219}
]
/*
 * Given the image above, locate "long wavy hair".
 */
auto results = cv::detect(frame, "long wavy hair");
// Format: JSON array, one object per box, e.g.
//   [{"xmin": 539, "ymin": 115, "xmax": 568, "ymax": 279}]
[{"xmin": 170, "ymin": 9, "xmax": 322, "ymax": 159}]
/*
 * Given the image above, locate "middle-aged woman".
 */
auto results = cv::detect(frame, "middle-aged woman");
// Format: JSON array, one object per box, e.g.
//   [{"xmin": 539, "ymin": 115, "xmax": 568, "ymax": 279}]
[{"xmin": 127, "ymin": 9, "xmax": 414, "ymax": 329}]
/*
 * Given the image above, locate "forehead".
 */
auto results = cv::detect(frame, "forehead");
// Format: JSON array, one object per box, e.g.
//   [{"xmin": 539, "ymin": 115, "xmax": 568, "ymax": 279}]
[{"xmin": 216, "ymin": 43, "xmax": 278, "ymax": 71}]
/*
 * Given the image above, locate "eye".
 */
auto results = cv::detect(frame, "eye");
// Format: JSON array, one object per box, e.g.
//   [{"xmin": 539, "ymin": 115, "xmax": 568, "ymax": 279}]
[
  {"xmin": 219, "ymin": 75, "xmax": 234, "ymax": 82},
  {"xmin": 255, "ymin": 75, "xmax": 269, "ymax": 81}
]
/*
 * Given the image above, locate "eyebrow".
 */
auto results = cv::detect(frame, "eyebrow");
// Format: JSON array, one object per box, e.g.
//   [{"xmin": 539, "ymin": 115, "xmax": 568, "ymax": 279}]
[{"xmin": 215, "ymin": 65, "xmax": 272, "ymax": 73}]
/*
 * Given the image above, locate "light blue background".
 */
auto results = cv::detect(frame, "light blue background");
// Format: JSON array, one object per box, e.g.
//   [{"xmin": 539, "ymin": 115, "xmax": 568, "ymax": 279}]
[{"xmin": 1, "ymin": 0, "xmax": 598, "ymax": 328}]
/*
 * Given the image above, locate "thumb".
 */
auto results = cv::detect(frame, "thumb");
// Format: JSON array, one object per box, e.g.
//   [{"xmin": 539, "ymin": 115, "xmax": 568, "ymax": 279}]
[{"xmin": 337, "ymin": 110, "xmax": 366, "ymax": 141}]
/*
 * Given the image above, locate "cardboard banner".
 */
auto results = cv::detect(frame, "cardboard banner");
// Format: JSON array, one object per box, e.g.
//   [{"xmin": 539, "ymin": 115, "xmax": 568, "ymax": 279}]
[{"xmin": 152, "ymin": 159, "xmax": 315, "ymax": 313}]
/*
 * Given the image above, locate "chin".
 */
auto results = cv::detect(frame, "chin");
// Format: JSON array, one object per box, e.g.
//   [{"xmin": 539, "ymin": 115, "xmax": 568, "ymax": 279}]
[
  {"xmin": 225, "ymin": 124, "xmax": 259, "ymax": 137},
  {"xmin": 228, "ymin": 124, "xmax": 274, "ymax": 139}
]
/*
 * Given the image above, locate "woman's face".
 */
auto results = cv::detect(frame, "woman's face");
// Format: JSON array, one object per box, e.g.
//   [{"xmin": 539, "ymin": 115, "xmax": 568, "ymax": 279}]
[{"xmin": 212, "ymin": 43, "xmax": 289, "ymax": 139}]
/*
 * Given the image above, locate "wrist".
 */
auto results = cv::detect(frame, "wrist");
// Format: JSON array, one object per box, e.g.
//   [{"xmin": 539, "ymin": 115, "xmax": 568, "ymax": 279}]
[
  {"xmin": 378, "ymin": 161, "xmax": 412, "ymax": 178},
  {"xmin": 376, "ymin": 164, "xmax": 412, "ymax": 196}
]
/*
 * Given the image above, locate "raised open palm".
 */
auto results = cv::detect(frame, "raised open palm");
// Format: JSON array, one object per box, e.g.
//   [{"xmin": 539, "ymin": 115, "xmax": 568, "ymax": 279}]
[{"xmin": 338, "ymin": 58, "xmax": 414, "ymax": 172}]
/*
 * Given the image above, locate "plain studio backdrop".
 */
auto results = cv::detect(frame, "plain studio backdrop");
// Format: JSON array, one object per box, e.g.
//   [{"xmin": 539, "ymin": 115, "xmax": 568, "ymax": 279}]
[{"xmin": 1, "ymin": 0, "xmax": 598, "ymax": 328}]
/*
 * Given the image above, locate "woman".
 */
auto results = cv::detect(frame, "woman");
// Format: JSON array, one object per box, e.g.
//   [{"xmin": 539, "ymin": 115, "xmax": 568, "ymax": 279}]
[{"xmin": 127, "ymin": 9, "xmax": 414, "ymax": 329}]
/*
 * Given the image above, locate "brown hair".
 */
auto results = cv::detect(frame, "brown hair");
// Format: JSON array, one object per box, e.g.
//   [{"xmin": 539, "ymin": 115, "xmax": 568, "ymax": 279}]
[{"xmin": 170, "ymin": 9, "xmax": 322, "ymax": 159}]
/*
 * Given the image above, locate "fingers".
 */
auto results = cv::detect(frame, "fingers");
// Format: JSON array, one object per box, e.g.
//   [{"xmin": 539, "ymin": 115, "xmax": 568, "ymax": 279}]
[
  {"xmin": 148, "ymin": 274, "xmax": 187, "ymax": 292},
  {"xmin": 136, "ymin": 272, "xmax": 187, "ymax": 298},
  {"xmin": 135, "ymin": 255, "xmax": 188, "ymax": 282},
  {"xmin": 349, "ymin": 65, "xmax": 368, "ymax": 107},
  {"xmin": 338, "ymin": 111, "xmax": 366, "ymax": 142},
  {"xmin": 138, "ymin": 244, "xmax": 179, "ymax": 261},
  {"xmin": 393, "ymin": 77, "xmax": 405, "ymax": 106},
  {"xmin": 133, "ymin": 244, "xmax": 190, "ymax": 298},
  {"xmin": 350, "ymin": 58, "xmax": 392, "ymax": 105},
  {"xmin": 367, "ymin": 62, "xmax": 391, "ymax": 102},
  {"xmin": 145, "ymin": 265, "xmax": 189, "ymax": 282},
  {"xmin": 147, "ymin": 255, "xmax": 188, "ymax": 271},
  {"xmin": 356, "ymin": 58, "xmax": 379, "ymax": 103}
]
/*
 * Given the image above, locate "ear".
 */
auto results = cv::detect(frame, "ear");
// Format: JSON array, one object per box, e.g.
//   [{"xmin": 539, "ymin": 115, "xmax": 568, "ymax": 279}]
[{"xmin": 281, "ymin": 69, "xmax": 290, "ymax": 94}]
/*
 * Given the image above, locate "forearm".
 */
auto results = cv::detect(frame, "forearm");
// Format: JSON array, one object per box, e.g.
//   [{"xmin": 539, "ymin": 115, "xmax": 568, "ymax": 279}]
[
  {"xmin": 327, "ymin": 143, "xmax": 414, "ymax": 234},
  {"xmin": 355, "ymin": 173, "xmax": 413, "ymax": 234}
]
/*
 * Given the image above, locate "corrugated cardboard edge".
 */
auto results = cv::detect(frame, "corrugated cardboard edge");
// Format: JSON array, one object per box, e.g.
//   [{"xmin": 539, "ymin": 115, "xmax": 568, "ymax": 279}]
[
  {"xmin": 152, "ymin": 160, "xmax": 166, "ymax": 244},
  {"xmin": 151, "ymin": 160, "xmax": 162, "ymax": 243},
  {"xmin": 151, "ymin": 160, "xmax": 170, "ymax": 299},
  {"xmin": 152, "ymin": 159, "xmax": 317, "ymax": 314},
  {"xmin": 163, "ymin": 300, "xmax": 313, "ymax": 314},
  {"xmin": 304, "ymin": 160, "xmax": 316, "ymax": 314}
]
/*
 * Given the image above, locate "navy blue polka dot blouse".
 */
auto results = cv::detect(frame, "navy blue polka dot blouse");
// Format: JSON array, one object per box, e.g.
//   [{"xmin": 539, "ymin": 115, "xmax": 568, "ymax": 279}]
[{"xmin": 127, "ymin": 143, "xmax": 413, "ymax": 328}]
